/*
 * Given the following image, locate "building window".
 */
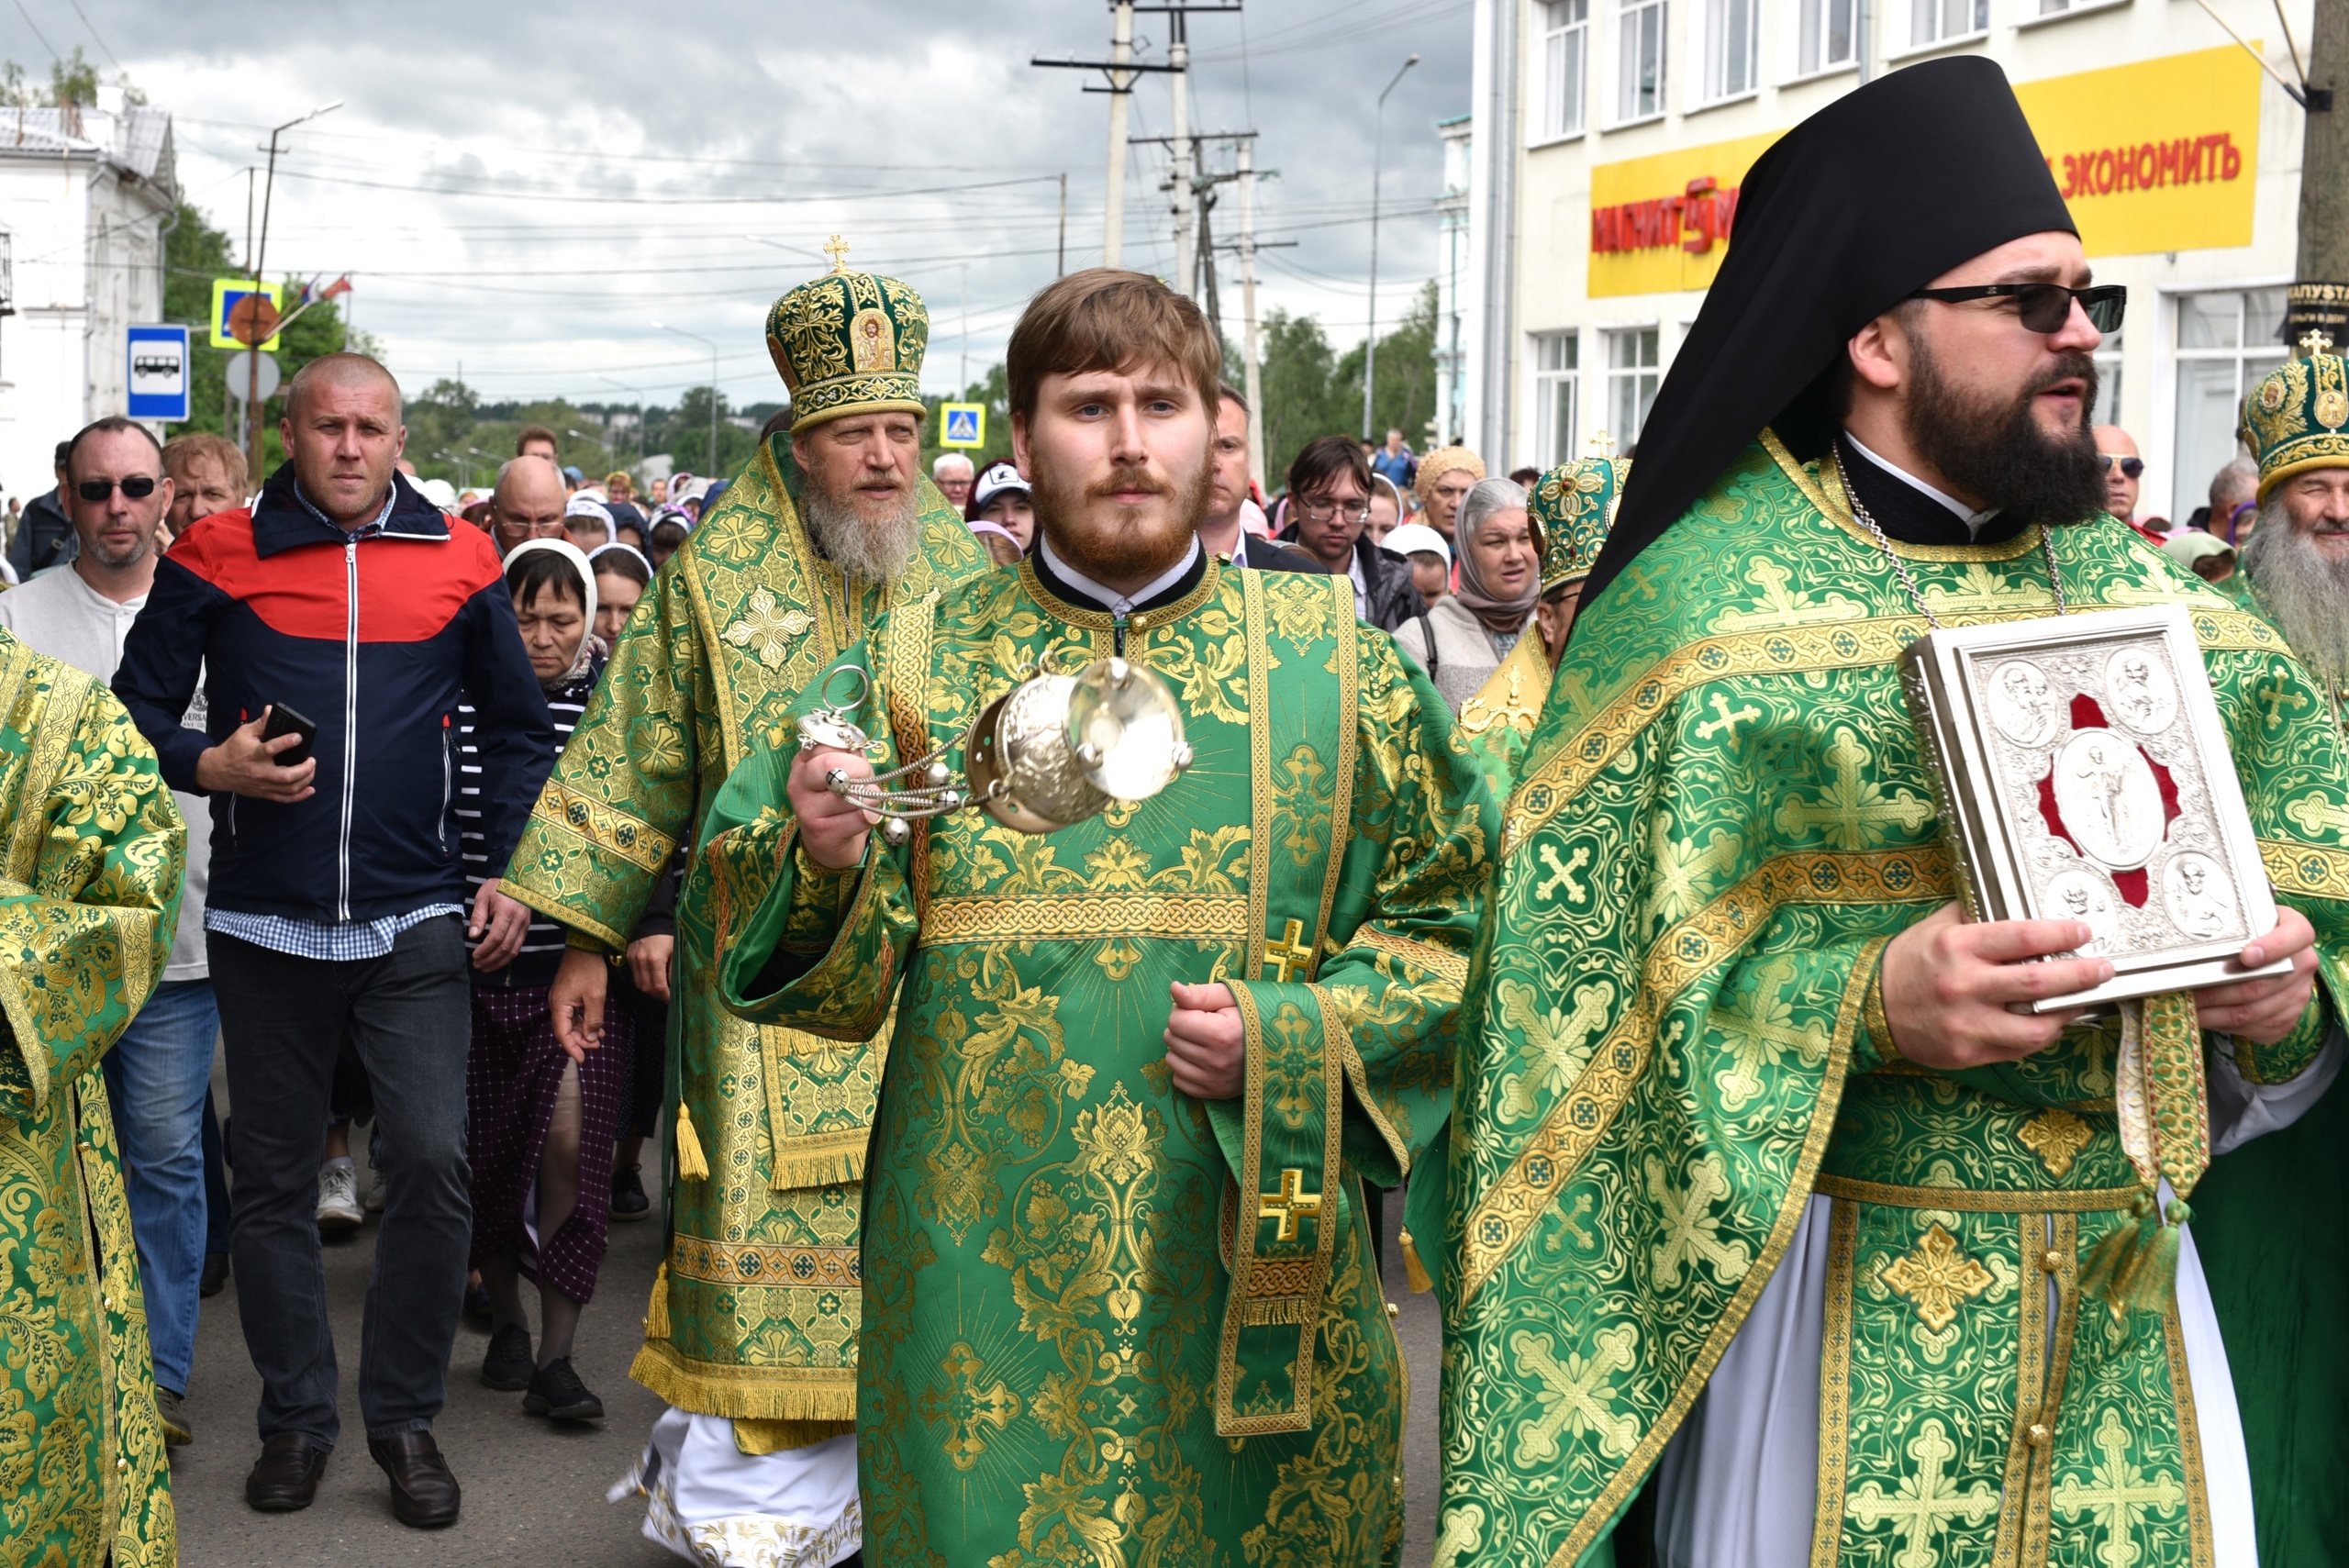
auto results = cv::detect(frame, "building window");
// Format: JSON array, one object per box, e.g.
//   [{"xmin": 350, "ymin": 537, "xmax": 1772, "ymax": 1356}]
[
  {"xmin": 1797, "ymin": 0, "xmax": 1854, "ymax": 73},
  {"xmin": 2090, "ymin": 326, "xmax": 2124, "ymax": 429},
  {"xmin": 2172, "ymin": 287, "xmax": 2287, "ymax": 522},
  {"xmin": 1534, "ymin": 332, "xmax": 1580, "ymax": 468},
  {"xmin": 1542, "ymin": 0, "xmax": 1590, "ymax": 138},
  {"xmin": 1910, "ymin": 0, "xmax": 1987, "ymax": 48},
  {"xmin": 1616, "ymin": 0, "xmax": 1666, "ymax": 121},
  {"xmin": 1703, "ymin": 0, "xmax": 1758, "ymax": 98},
  {"xmin": 1604, "ymin": 327, "xmax": 1660, "ymax": 445}
]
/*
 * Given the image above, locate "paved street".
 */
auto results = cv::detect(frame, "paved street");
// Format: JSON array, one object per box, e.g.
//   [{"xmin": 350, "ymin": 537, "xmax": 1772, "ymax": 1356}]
[{"xmin": 172, "ymin": 1075, "xmax": 1445, "ymax": 1565}]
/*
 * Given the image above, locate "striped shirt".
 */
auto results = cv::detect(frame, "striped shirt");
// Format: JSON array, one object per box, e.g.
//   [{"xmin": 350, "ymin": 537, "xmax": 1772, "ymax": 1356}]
[{"xmin": 459, "ymin": 653, "xmax": 600, "ymax": 988}]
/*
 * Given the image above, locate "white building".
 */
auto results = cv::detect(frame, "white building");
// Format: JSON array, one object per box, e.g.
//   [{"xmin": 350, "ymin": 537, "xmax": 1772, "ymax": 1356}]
[
  {"xmin": 1434, "ymin": 114, "xmax": 1475, "ymax": 447},
  {"xmin": 1458, "ymin": 0, "xmax": 2308, "ymax": 520},
  {"xmin": 0, "ymin": 90, "xmax": 177, "ymax": 506}
]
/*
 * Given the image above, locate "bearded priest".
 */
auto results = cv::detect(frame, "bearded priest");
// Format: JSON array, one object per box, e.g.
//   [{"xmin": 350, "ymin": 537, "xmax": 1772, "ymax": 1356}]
[
  {"xmin": 501, "ymin": 249, "xmax": 989, "ymax": 1566},
  {"xmin": 693, "ymin": 267, "xmax": 1494, "ymax": 1565},
  {"xmin": 1438, "ymin": 59, "xmax": 2349, "ymax": 1568}
]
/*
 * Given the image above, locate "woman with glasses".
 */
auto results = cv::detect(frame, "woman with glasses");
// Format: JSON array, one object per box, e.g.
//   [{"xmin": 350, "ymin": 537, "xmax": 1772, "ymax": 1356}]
[{"xmin": 1392, "ymin": 476, "xmax": 1538, "ymax": 711}]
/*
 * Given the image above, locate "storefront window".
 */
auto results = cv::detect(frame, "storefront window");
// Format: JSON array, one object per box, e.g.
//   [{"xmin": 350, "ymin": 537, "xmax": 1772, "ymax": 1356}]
[
  {"xmin": 2172, "ymin": 287, "xmax": 2286, "ymax": 519},
  {"xmin": 1605, "ymin": 327, "xmax": 1660, "ymax": 444},
  {"xmin": 1534, "ymin": 331, "xmax": 1579, "ymax": 468}
]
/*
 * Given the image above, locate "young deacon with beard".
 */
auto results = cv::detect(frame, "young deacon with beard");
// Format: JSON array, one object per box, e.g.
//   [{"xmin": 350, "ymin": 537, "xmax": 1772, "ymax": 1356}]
[
  {"xmin": 1442, "ymin": 59, "xmax": 2349, "ymax": 1567},
  {"xmin": 498, "ymin": 251, "xmax": 991, "ymax": 1562},
  {"xmin": 690, "ymin": 267, "xmax": 1497, "ymax": 1564}
]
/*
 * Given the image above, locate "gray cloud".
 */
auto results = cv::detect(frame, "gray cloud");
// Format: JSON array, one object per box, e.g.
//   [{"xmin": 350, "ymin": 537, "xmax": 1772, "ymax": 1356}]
[{"xmin": 30, "ymin": 0, "xmax": 1471, "ymax": 405}]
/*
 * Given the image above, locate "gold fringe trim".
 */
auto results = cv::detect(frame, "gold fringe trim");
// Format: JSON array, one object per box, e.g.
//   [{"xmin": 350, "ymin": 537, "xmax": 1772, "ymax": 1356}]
[
  {"xmin": 674, "ymin": 1103, "xmax": 710, "ymax": 1180},
  {"xmin": 768, "ymin": 1135, "xmax": 868, "ymax": 1192},
  {"xmin": 1400, "ymin": 1228, "xmax": 1434, "ymax": 1295},
  {"xmin": 1238, "ymin": 1296, "xmax": 1317, "ymax": 1327},
  {"xmin": 731, "ymin": 1418, "xmax": 857, "ymax": 1457},
  {"xmin": 629, "ymin": 1339, "xmax": 859, "ymax": 1423}
]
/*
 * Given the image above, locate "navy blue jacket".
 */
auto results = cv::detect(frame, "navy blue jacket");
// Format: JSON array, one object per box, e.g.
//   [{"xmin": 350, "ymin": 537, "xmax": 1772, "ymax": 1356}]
[{"xmin": 115, "ymin": 465, "xmax": 556, "ymax": 924}]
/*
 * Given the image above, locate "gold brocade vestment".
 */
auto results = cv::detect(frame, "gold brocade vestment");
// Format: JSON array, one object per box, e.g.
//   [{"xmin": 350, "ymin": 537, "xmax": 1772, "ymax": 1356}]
[{"xmin": 502, "ymin": 438, "xmax": 989, "ymax": 1427}]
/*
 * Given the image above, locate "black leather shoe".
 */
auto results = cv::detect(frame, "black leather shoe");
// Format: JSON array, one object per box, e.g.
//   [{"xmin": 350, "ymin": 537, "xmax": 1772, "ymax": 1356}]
[
  {"xmin": 523, "ymin": 1356, "xmax": 605, "ymax": 1421},
  {"xmin": 609, "ymin": 1165, "xmax": 650, "ymax": 1221},
  {"xmin": 481, "ymin": 1323, "xmax": 533, "ymax": 1391},
  {"xmin": 199, "ymin": 1251, "xmax": 229, "ymax": 1298},
  {"xmin": 245, "ymin": 1432, "xmax": 330, "ymax": 1511},
  {"xmin": 368, "ymin": 1429, "xmax": 461, "ymax": 1529}
]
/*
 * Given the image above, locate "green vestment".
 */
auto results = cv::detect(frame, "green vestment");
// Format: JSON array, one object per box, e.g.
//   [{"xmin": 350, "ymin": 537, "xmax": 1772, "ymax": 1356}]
[
  {"xmin": 0, "ymin": 630, "xmax": 183, "ymax": 1566},
  {"xmin": 2180, "ymin": 547, "xmax": 2349, "ymax": 1568},
  {"xmin": 1456, "ymin": 632, "xmax": 1553, "ymax": 804},
  {"xmin": 501, "ymin": 438, "xmax": 989, "ymax": 1427},
  {"xmin": 696, "ymin": 559, "xmax": 1495, "ymax": 1566},
  {"xmin": 1438, "ymin": 436, "xmax": 2349, "ymax": 1568}
]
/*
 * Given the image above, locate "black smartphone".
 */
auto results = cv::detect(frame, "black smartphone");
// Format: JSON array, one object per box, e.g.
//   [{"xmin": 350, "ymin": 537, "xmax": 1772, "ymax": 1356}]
[{"xmin": 261, "ymin": 703, "xmax": 317, "ymax": 768}]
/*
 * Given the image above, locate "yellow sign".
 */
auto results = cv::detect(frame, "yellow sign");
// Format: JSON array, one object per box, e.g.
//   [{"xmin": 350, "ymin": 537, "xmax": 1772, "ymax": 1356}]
[
  {"xmin": 208, "ymin": 278, "xmax": 284, "ymax": 351},
  {"xmin": 939, "ymin": 401, "xmax": 986, "ymax": 449},
  {"xmin": 1584, "ymin": 44, "xmax": 2264, "ymax": 298},
  {"xmin": 1586, "ymin": 131, "xmax": 1782, "ymax": 299},
  {"xmin": 2012, "ymin": 43, "xmax": 2260, "ymax": 259}
]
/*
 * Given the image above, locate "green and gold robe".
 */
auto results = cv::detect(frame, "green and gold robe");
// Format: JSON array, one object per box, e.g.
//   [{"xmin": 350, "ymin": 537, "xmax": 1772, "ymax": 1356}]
[
  {"xmin": 696, "ymin": 559, "xmax": 1494, "ymax": 1565},
  {"xmin": 501, "ymin": 436, "xmax": 989, "ymax": 1429},
  {"xmin": 1438, "ymin": 435, "xmax": 2349, "ymax": 1568},
  {"xmin": 0, "ymin": 630, "xmax": 183, "ymax": 1566},
  {"xmin": 1456, "ymin": 632, "xmax": 1553, "ymax": 803}
]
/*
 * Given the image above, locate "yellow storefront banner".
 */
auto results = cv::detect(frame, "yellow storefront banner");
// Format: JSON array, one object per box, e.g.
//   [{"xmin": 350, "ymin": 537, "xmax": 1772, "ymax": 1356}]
[
  {"xmin": 1586, "ymin": 45, "xmax": 2264, "ymax": 298},
  {"xmin": 2012, "ymin": 44, "xmax": 2259, "ymax": 258}
]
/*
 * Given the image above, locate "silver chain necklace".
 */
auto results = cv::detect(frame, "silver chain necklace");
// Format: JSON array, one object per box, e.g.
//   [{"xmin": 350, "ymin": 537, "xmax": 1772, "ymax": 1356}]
[{"xmin": 1832, "ymin": 446, "xmax": 2067, "ymax": 628}]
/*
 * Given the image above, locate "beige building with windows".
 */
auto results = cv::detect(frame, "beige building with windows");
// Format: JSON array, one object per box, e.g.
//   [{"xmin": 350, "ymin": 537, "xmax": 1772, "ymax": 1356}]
[{"xmin": 1456, "ymin": 0, "xmax": 2310, "ymax": 522}]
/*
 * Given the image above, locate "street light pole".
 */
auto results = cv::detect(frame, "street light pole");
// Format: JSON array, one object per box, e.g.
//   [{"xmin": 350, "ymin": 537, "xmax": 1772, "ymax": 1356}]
[
  {"xmin": 1362, "ymin": 56, "xmax": 1418, "ymax": 442},
  {"xmin": 598, "ymin": 375, "xmax": 648, "ymax": 470},
  {"xmin": 244, "ymin": 100, "xmax": 341, "ymax": 484},
  {"xmin": 654, "ymin": 321, "xmax": 720, "ymax": 475}
]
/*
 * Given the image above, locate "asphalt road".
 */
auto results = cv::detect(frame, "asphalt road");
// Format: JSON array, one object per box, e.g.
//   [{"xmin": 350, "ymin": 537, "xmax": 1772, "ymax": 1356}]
[{"xmin": 173, "ymin": 1094, "xmax": 1445, "ymax": 1564}]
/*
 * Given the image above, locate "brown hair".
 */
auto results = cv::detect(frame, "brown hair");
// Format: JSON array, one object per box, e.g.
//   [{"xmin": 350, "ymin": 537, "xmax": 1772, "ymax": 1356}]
[
  {"xmin": 1286, "ymin": 433, "xmax": 1371, "ymax": 505},
  {"xmin": 1006, "ymin": 268, "xmax": 1220, "ymax": 424},
  {"xmin": 516, "ymin": 424, "xmax": 559, "ymax": 456},
  {"xmin": 162, "ymin": 431, "xmax": 249, "ymax": 495}
]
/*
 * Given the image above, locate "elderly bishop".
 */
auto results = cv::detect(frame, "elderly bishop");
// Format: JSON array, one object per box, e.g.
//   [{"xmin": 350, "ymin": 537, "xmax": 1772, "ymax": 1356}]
[{"xmin": 501, "ymin": 249, "xmax": 989, "ymax": 1567}]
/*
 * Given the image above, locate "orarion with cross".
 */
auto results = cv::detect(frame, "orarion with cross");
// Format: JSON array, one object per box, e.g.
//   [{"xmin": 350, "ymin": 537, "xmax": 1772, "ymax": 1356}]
[
  {"xmin": 1259, "ymin": 1167, "xmax": 1323, "ymax": 1242},
  {"xmin": 1262, "ymin": 918, "xmax": 1317, "ymax": 984}
]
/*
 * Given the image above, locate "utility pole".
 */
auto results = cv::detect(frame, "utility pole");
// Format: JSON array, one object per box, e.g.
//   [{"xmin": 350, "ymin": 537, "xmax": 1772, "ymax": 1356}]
[
  {"xmin": 1167, "ymin": 10, "xmax": 1195, "ymax": 296},
  {"xmin": 1058, "ymin": 172, "xmax": 1069, "ymax": 277},
  {"xmin": 2290, "ymin": 3, "xmax": 2347, "ymax": 339},
  {"xmin": 1239, "ymin": 139, "xmax": 1265, "ymax": 487},
  {"xmin": 1106, "ymin": 1, "xmax": 1134, "ymax": 266},
  {"xmin": 1363, "ymin": 55, "xmax": 1419, "ymax": 442},
  {"xmin": 241, "ymin": 102, "xmax": 341, "ymax": 484}
]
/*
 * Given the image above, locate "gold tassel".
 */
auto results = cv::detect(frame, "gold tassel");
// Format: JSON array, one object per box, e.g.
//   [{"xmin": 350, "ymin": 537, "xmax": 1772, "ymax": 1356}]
[
  {"xmin": 2080, "ymin": 1193, "xmax": 2190, "ymax": 1324},
  {"xmin": 1399, "ymin": 1227, "xmax": 1434, "ymax": 1295},
  {"xmin": 674, "ymin": 1103, "xmax": 710, "ymax": 1181},
  {"xmin": 644, "ymin": 1262, "xmax": 672, "ymax": 1340}
]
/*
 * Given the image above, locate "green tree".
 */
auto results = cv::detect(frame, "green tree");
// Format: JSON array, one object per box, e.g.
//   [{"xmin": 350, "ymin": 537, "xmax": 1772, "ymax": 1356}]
[{"xmin": 1251, "ymin": 283, "xmax": 1442, "ymax": 495}]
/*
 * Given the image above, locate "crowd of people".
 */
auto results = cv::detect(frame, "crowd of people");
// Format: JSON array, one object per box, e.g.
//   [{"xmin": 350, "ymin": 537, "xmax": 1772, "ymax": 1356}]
[{"xmin": 1, "ymin": 52, "xmax": 2347, "ymax": 1568}]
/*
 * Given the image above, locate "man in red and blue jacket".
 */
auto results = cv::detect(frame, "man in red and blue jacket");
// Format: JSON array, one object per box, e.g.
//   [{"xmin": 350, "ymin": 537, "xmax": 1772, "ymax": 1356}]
[{"xmin": 115, "ymin": 353, "xmax": 555, "ymax": 1529}]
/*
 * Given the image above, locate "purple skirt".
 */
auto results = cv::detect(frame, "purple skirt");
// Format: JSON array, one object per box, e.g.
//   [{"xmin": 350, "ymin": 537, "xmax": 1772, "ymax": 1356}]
[{"xmin": 466, "ymin": 984, "xmax": 629, "ymax": 1303}]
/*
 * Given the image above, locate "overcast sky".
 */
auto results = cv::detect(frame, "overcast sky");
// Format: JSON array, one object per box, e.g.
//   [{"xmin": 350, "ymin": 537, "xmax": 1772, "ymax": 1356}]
[{"xmin": 16, "ymin": 0, "xmax": 1473, "ymax": 410}]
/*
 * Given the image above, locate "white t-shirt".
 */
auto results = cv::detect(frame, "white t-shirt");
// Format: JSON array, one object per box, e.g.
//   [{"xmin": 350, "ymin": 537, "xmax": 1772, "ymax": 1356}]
[{"xmin": 0, "ymin": 565, "xmax": 212, "ymax": 981}]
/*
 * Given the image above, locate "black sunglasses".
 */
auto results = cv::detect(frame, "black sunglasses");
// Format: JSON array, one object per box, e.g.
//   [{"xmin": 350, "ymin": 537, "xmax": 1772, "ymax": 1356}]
[
  {"xmin": 1908, "ymin": 283, "xmax": 2127, "ymax": 335},
  {"xmin": 76, "ymin": 475, "xmax": 160, "ymax": 502},
  {"xmin": 2099, "ymin": 454, "xmax": 2144, "ymax": 478}
]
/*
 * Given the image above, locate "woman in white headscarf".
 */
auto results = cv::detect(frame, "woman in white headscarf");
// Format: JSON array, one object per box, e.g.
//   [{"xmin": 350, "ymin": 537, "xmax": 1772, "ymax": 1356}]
[
  {"xmin": 459, "ymin": 537, "xmax": 635, "ymax": 1425},
  {"xmin": 1393, "ymin": 475, "xmax": 1540, "ymax": 711}
]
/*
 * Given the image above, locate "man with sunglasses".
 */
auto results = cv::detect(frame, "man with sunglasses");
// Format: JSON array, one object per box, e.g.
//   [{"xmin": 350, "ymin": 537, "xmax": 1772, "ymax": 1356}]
[
  {"xmin": 0, "ymin": 416, "xmax": 217, "ymax": 1454},
  {"xmin": 2095, "ymin": 425, "xmax": 2154, "ymax": 538},
  {"xmin": 1444, "ymin": 58, "xmax": 2349, "ymax": 1568}
]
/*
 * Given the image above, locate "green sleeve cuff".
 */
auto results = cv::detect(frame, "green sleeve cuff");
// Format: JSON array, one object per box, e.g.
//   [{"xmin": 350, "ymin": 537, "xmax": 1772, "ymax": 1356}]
[{"xmin": 2232, "ymin": 984, "xmax": 2335, "ymax": 1084}]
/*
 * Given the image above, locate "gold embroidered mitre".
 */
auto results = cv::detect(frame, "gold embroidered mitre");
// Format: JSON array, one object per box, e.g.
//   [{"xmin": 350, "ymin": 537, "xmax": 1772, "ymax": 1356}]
[
  {"xmin": 765, "ymin": 237, "xmax": 930, "ymax": 432},
  {"xmin": 2245, "ymin": 329, "xmax": 2349, "ymax": 503}
]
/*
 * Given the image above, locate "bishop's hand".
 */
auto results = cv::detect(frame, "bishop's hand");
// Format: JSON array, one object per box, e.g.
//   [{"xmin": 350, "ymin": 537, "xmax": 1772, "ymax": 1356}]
[
  {"xmin": 1164, "ymin": 981, "xmax": 1246, "ymax": 1100},
  {"xmin": 788, "ymin": 742, "xmax": 877, "ymax": 871},
  {"xmin": 2193, "ymin": 906, "xmax": 2318, "ymax": 1044},
  {"xmin": 1881, "ymin": 902, "xmax": 2114, "ymax": 1069}
]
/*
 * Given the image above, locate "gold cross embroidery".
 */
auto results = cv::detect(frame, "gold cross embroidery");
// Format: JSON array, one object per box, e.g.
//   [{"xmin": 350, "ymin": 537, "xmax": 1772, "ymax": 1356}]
[
  {"xmin": 823, "ymin": 234, "xmax": 852, "ymax": 272},
  {"xmin": 1846, "ymin": 1418, "xmax": 2000, "ymax": 1558},
  {"xmin": 1773, "ymin": 728, "xmax": 1935, "ymax": 850},
  {"xmin": 1262, "ymin": 918, "xmax": 1315, "ymax": 983},
  {"xmin": 1258, "ymin": 1167, "xmax": 1321, "ymax": 1242},
  {"xmin": 2050, "ymin": 1407, "xmax": 2188, "ymax": 1552},
  {"xmin": 720, "ymin": 588, "xmax": 815, "ymax": 672},
  {"xmin": 1880, "ymin": 1222, "xmax": 1994, "ymax": 1332},
  {"xmin": 2285, "ymin": 790, "xmax": 2349, "ymax": 842}
]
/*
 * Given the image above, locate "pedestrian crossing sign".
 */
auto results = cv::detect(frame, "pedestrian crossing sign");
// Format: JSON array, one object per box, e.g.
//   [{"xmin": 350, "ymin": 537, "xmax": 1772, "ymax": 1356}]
[
  {"xmin": 941, "ymin": 402, "xmax": 985, "ymax": 449},
  {"xmin": 209, "ymin": 278, "xmax": 284, "ymax": 350}
]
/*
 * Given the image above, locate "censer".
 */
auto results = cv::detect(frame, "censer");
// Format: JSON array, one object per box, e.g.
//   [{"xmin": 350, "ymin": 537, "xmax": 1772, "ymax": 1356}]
[{"xmin": 796, "ymin": 654, "xmax": 1194, "ymax": 840}]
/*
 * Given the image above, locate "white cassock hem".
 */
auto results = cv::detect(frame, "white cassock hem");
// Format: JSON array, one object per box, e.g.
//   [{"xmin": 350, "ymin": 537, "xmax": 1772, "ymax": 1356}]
[
  {"xmin": 1650, "ymin": 1038, "xmax": 2339, "ymax": 1567},
  {"xmin": 609, "ymin": 1407, "xmax": 861, "ymax": 1568}
]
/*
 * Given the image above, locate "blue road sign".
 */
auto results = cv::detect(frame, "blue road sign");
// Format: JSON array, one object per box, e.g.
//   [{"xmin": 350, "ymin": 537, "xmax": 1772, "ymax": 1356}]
[
  {"xmin": 127, "ymin": 324, "xmax": 190, "ymax": 422},
  {"xmin": 941, "ymin": 402, "xmax": 985, "ymax": 449}
]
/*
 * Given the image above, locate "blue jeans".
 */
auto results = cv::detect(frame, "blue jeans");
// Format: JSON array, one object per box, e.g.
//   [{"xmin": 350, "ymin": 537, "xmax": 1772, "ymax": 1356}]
[
  {"xmin": 211, "ymin": 917, "xmax": 472, "ymax": 1446},
  {"xmin": 100, "ymin": 976, "xmax": 220, "ymax": 1396}
]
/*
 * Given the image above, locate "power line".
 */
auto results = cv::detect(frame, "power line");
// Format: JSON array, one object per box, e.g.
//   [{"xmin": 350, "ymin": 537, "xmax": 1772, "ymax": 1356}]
[
  {"xmin": 8, "ymin": 0, "xmax": 60, "ymax": 61},
  {"xmin": 265, "ymin": 165, "xmax": 1064, "ymax": 208},
  {"xmin": 62, "ymin": 0, "xmax": 120, "ymax": 70}
]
